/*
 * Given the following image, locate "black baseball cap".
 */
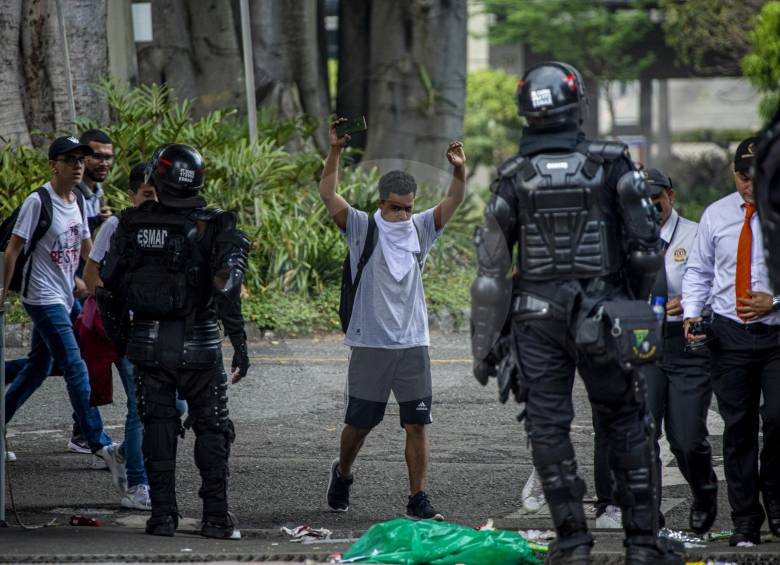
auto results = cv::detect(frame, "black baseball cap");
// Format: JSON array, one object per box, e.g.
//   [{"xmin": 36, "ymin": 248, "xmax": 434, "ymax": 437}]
[
  {"xmin": 48, "ymin": 135, "xmax": 94, "ymax": 160},
  {"xmin": 645, "ymin": 168, "xmax": 673, "ymax": 196},
  {"xmin": 734, "ymin": 136, "xmax": 758, "ymax": 172}
]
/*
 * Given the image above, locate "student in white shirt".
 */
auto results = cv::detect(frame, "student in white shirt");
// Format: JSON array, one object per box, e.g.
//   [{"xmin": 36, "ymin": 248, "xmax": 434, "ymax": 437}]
[{"xmin": 1, "ymin": 135, "xmax": 126, "ymax": 496}]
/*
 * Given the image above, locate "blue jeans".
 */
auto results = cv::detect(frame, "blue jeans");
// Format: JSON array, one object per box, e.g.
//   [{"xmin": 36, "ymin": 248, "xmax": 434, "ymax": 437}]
[
  {"xmin": 116, "ymin": 356, "xmax": 147, "ymax": 487},
  {"xmin": 4, "ymin": 302, "xmax": 112, "ymax": 452},
  {"xmin": 115, "ymin": 357, "xmax": 188, "ymax": 488}
]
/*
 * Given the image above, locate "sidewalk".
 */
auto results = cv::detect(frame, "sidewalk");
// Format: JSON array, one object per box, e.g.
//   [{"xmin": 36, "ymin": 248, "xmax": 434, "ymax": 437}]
[{"xmin": 2, "ymin": 519, "xmax": 780, "ymax": 564}]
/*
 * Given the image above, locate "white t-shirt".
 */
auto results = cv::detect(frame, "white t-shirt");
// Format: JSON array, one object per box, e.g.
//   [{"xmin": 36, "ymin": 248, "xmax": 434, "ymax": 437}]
[
  {"xmin": 12, "ymin": 183, "xmax": 90, "ymax": 309},
  {"xmin": 342, "ymin": 207, "xmax": 442, "ymax": 348},
  {"xmin": 89, "ymin": 215, "xmax": 119, "ymax": 263}
]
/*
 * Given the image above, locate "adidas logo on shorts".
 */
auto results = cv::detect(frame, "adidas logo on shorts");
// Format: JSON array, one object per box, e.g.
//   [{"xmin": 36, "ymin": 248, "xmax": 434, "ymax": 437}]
[{"xmin": 416, "ymin": 401, "xmax": 427, "ymax": 411}]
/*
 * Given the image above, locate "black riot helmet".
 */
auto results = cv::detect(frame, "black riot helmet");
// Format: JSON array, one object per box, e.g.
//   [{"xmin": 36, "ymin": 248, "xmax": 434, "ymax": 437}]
[
  {"xmin": 516, "ymin": 61, "xmax": 587, "ymax": 131},
  {"xmin": 146, "ymin": 143, "xmax": 207, "ymax": 209}
]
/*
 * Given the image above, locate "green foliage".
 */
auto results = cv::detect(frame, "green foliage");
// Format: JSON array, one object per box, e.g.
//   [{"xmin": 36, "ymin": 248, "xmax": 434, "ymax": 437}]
[
  {"xmin": 660, "ymin": 0, "xmax": 764, "ymax": 75},
  {"xmin": 742, "ymin": 1, "xmax": 780, "ymax": 121},
  {"xmin": 465, "ymin": 68, "xmax": 524, "ymax": 174},
  {"xmin": 0, "ymin": 144, "xmax": 51, "ymax": 216},
  {"xmin": 482, "ymin": 0, "xmax": 655, "ymax": 82},
  {"xmin": 1, "ymin": 80, "xmax": 477, "ymax": 334},
  {"xmin": 665, "ymin": 151, "xmax": 735, "ymax": 222}
]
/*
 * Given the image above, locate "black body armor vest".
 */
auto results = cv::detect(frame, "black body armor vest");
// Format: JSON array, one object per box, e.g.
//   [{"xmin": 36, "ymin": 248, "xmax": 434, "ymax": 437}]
[{"xmin": 512, "ymin": 143, "xmax": 625, "ymax": 281}]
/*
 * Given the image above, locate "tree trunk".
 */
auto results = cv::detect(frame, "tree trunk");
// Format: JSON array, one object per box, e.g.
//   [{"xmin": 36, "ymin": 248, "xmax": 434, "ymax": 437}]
[
  {"xmin": 62, "ymin": 0, "xmax": 109, "ymax": 124},
  {"xmin": 136, "ymin": 0, "xmax": 199, "ymax": 103},
  {"xmin": 362, "ymin": 0, "xmax": 467, "ymax": 175},
  {"xmin": 188, "ymin": 0, "xmax": 244, "ymax": 112},
  {"xmin": 250, "ymin": 0, "xmax": 331, "ymax": 151},
  {"xmin": 336, "ymin": 0, "xmax": 371, "ymax": 154},
  {"xmin": 137, "ymin": 0, "xmax": 244, "ymax": 116},
  {"xmin": 0, "ymin": 0, "xmax": 30, "ymax": 145},
  {"xmin": 21, "ymin": 0, "xmax": 77, "ymax": 139}
]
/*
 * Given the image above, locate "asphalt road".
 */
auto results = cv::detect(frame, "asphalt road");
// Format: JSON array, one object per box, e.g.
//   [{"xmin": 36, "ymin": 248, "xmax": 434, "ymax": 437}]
[{"xmin": 2, "ymin": 333, "xmax": 779, "ymax": 562}]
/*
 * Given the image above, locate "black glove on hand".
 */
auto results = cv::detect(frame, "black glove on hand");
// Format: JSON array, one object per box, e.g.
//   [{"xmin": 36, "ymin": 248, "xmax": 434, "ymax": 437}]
[
  {"xmin": 473, "ymin": 358, "xmax": 497, "ymax": 386},
  {"xmin": 229, "ymin": 333, "xmax": 250, "ymax": 382}
]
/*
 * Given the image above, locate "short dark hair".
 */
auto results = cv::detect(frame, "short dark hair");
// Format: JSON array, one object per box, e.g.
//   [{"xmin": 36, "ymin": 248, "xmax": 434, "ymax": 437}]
[
  {"xmin": 79, "ymin": 128, "xmax": 112, "ymax": 146},
  {"xmin": 128, "ymin": 162, "xmax": 149, "ymax": 193},
  {"xmin": 378, "ymin": 170, "xmax": 417, "ymax": 200}
]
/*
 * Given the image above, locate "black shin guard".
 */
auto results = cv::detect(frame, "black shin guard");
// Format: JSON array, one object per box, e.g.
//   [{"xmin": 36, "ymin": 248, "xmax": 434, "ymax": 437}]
[{"xmin": 533, "ymin": 445, "xmax": 593, "ymax": 550}]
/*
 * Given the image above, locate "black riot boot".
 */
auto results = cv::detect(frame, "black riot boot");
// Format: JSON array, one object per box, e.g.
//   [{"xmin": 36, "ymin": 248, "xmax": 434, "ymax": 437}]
[
  {"xmin": 535, "ymin": 447, "xmax": 593, "ymax": 564},
  {"xmin": 613, "ymin": 456, "xmax": 685, "ymax": 565},
  {"xmin": 194, "ymin": 417, "xmax": 239, "ymax": 540},
  {"xmin": 145, "ymin": 512, "xmax": 180, "ymax": 537}
]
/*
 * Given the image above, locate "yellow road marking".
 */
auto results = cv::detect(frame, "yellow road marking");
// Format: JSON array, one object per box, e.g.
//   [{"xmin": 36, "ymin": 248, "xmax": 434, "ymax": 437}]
[{"xmin": 249, "ymin": 356, "xmax": 471, "ymax": 365}]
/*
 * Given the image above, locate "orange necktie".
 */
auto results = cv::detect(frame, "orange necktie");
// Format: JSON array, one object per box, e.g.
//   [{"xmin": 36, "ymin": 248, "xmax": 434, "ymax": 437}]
[{"xmin": 736, "ymin": 203, "xmax": 756, "ymax": 320}]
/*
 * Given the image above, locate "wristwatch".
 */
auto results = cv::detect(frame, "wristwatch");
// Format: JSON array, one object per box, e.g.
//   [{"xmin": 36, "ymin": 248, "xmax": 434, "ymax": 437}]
[{"xmin": 773, "ymin": 296, "xmax": 780, "ymax": 312}]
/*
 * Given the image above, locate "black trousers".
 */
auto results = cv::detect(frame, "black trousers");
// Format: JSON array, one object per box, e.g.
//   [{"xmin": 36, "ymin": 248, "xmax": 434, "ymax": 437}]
[
  {"xmin": 136, "ymin": 360, "xmax": 235, "ymax": 521},
  {"xmin": 595, "ymin": 325, "xmax": 717, "ymax": 505},
  {"xmin": 514, "ymin": 314, "xmax": 657, "ymax": 544},
  {"xmin": 709, "ymin": 315, "xmax": 780, "ymax": 526}
]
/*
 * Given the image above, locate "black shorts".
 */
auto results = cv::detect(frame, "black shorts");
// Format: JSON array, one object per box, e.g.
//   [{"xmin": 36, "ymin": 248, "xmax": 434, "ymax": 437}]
[{"xmin": 343, "ymin": 346, "xmax": 432, "ymax": 429}]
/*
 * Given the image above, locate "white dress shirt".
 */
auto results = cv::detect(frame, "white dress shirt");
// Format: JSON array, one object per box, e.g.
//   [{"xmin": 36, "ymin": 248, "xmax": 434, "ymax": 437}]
[
  {"xmin": 661, "ymin": 209, "xmax": 699, "ymax": 322},
  {"xmin": 682, "ymin": 191, "xmax": 780, "ymax": 325}
]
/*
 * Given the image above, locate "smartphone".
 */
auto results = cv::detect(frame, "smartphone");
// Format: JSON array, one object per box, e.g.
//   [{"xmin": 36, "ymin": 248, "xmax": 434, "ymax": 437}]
[{"xmin": 335, "ymin": 116, "xmax": 367, "ymax": 138}]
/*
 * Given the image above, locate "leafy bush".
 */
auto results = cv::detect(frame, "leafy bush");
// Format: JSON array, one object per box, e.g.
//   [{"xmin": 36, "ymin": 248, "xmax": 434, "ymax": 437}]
[
  {"xmin": 1, "ymin": 81, "xmax": 478, "ymax": 333},
  {"xmin": 464, "ymin": 68, "xmax": 524, "ymax": 175},
  {"xmin": 664, "ymin": 151, "xmax": 734, "ymax": 221}
]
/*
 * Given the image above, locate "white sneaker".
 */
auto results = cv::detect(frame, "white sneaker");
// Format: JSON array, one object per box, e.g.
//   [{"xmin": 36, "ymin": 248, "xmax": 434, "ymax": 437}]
[
  {"xmin": 595, "ymin": 504, "xmax": 623, "ymax": 528},
  {"xmin": 522, "ymin": 469, "xmax": 545, "ymax": 513},
  {"xmin": 5, "ymin": 451, "xmax": 16, "ymax": 462},
  {"xmin": 121, "ymin": 484, "xmax": 152, "ymax": 510},
  {"xmin": 91, "ymin": 443, "xmax": 122, "ymax": 470},
  {"xmin": 91, "ymin": 454, "xmax": 108, "ymax": 470},
  {"xmin": 95, "ymin": 444, "xmax": 128, "ymax": 494}
]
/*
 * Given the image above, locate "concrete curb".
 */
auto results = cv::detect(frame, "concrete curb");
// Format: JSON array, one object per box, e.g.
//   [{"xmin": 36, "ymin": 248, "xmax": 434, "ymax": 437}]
[{"xmin": 3, "ymin": 306, "xmax": 470, "ymax": 349}]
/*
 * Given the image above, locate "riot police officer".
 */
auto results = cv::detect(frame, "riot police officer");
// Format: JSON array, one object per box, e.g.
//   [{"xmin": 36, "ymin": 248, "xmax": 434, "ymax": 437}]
[
  {"xmin": 752, "ymin": 106, "xmax": 780, "ymax": 540},
  {"xmin": 471, "ymin": 62, "xmax": 681, "ymax": 564},
  {"xmin": 756, "ymin": 106, "xmax": 780, "ymax": 290},
  {"xmin": 99, "ymin": 144, "xmax": 251, "ymax": 539}
]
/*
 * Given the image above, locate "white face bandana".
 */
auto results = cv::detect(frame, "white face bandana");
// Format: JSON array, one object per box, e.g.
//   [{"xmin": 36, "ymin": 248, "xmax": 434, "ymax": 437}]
[{"xmin": 374, "ymin": 209, "xmax": 420, "ymax": 282}]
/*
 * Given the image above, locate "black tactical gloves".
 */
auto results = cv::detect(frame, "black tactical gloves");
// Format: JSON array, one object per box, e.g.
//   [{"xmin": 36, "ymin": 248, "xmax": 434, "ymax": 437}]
[{"xmin": 229, "ymin": 332, "xmax": 250, "ymax": 382}]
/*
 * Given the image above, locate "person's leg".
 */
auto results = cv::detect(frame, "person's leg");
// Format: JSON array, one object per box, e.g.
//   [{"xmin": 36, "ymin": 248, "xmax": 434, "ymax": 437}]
[
  {"xmin": 138, "ymin": 366, "xmax": 180, "ymax": 535},
  {"xmin": 404, "ymin": 424, "xmax": 428, "ymax": 495},
  {"xmin": 580, "ymin": 357, "xmax": 675, "ymax": 563},
  {"xmin": 663, "ymin": 349, "xmax": 718, "ymax": 533},
  {"xmin": 328, "ymin": 347, "xmax": 392, "ymax": 512},
  {"xmin": 184, "ymin": 365, "xmax": 237, "ymax": 537},
  {"xmin": 28, "ymin": 303, "xmax": 111, "ymax": 451},
  {"xmin": 4, "ymin": 318, "xmax": 53, "ymax": 423},
  {"xmin": 4, "ymin": 358, "xmax": 29, "ymax": 386},
  {"xmin": 710, "ymin": 345, "xmax": 763, "ymax": 529},
  {"xmin": 117, "ymin": 356, "xmax": 147, "ymax": 488},
  {"xmin": 338, "ymin": 424, "xmax": 371, "ymax": 476},
  {"xmin": 759, "ymin": 344, "xmax": 780, "ymax": 536},
  {"xmin": 641, "ymin": 362, "xmax": 667, "ymax": 509},
  {"xmin": 515, "ymin": 318, "xmax": 591, "ymax": 558}
]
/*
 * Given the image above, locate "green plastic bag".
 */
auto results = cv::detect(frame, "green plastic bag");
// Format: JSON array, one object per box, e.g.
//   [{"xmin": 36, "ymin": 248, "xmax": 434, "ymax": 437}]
[{"xmin": 341, "ymin": 518, "xmax": 539, "ymax": 564}]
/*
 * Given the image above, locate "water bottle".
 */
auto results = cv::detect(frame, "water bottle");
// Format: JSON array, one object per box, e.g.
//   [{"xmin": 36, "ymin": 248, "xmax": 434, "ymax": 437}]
[{"xmin": 652, "ymin": 296, "xmax": 666, "ymax": 323}]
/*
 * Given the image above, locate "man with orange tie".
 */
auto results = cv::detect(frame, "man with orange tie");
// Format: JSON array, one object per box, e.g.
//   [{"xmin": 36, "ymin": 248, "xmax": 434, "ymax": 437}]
[{"xmin": 682, "ymin": 136, "xmax": 780, "ymax": 546}]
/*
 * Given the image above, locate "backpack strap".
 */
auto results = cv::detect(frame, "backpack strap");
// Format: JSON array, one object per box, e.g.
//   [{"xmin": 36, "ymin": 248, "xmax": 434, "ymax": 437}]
[
  {"xmin": 21, "ymin": 187, "xmax": 53, "ymax": 297},
  {"xmin": 411, "ymin": 219, "xmax": 425, "ymax": 271},
  {"xmin": 352, "ymin": 214, "xmax": 378, "ymax": 290}
]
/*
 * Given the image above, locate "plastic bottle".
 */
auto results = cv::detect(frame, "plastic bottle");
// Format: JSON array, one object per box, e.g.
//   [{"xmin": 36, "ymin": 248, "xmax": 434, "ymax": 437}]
[{"xmin": 652, "ymin": 296, "xmax": 666, "ymax": 323}]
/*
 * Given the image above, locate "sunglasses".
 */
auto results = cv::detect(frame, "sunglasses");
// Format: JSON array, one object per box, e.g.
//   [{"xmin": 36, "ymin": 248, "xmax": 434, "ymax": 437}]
[{"xmin": 56, "ymin": 155, "xmax": 86, "ymax": 167}]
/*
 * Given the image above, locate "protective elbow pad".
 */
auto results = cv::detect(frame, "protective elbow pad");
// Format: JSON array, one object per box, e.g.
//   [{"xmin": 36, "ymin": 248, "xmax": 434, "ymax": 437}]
[
  {"xmin": 476, "ymin": 196, "xmax": 514, "ymax": 277},
  {"xmin": 470, "ymin": 274, "xmax": 511, "ymax": 362},
  {"xmin": 616, "ymin": 171, "xmax": 660, "ymax": 246}
]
